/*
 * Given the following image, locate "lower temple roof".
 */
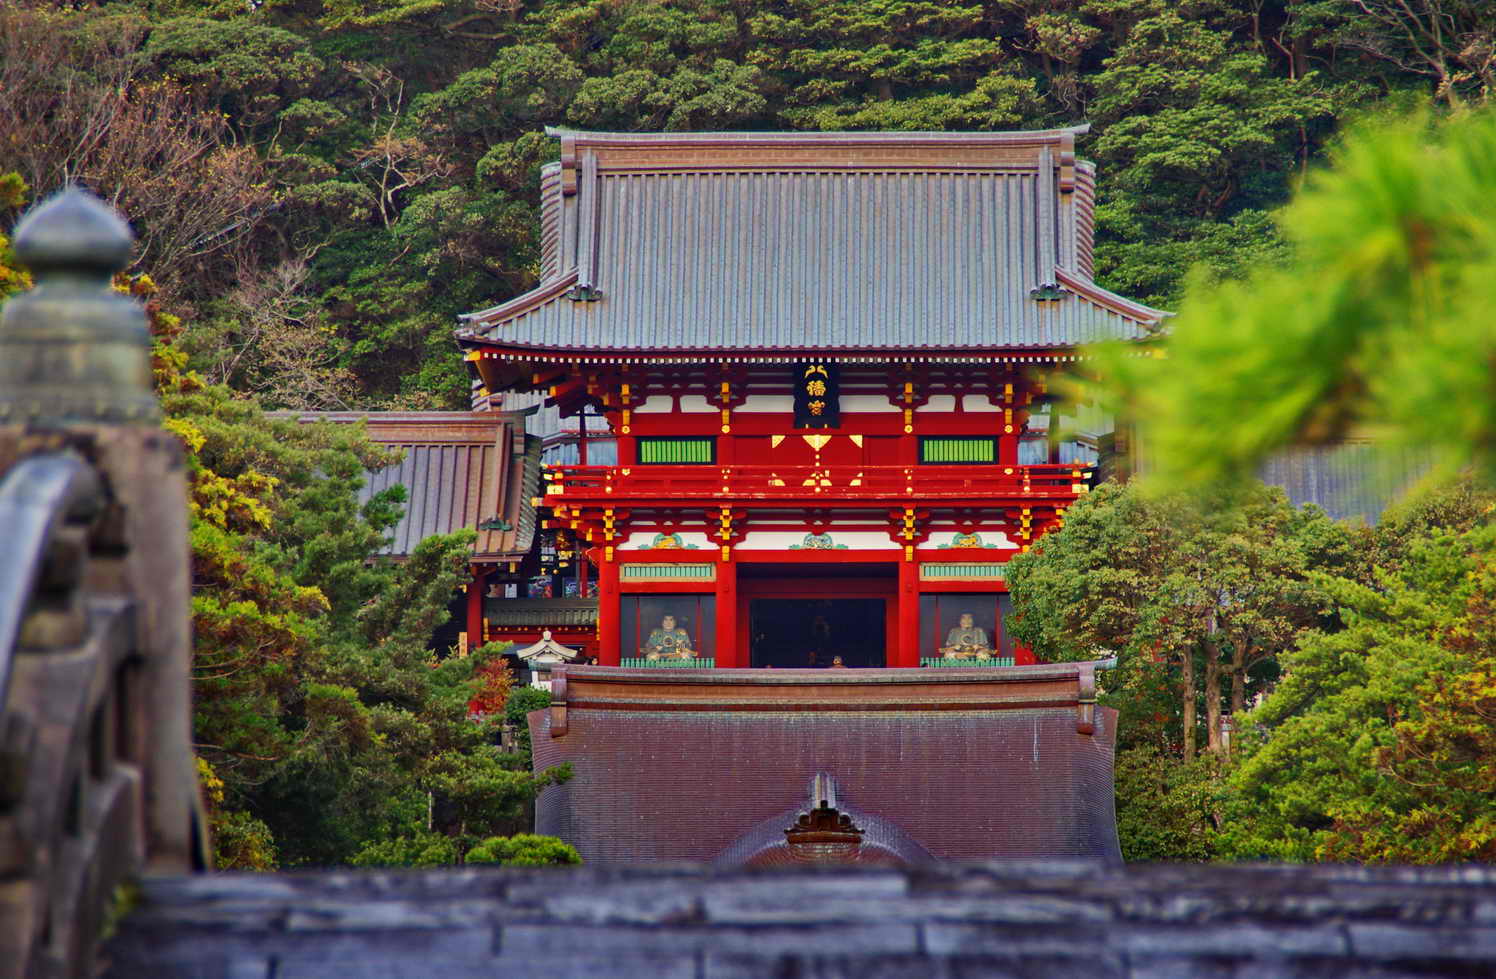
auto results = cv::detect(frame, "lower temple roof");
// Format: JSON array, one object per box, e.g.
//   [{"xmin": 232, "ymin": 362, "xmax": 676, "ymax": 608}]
[{"xmin": 530, "ymin": 661, "xmax": 1120, "ymax": 866}]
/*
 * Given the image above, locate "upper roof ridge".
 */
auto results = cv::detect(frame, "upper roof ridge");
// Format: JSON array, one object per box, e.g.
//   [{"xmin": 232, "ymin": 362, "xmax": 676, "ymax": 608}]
[{"xmin": 544, "ymin": 125, "xmax": 1090, "ymax": 145}]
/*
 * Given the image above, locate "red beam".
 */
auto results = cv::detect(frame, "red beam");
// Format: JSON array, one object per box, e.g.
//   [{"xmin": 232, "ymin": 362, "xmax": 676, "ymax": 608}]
[
  {"xmin": 466, "ymin": 569, "xmax": 489, "ymax": 652},
  {"xmin": 598, "ymin": 558, "xmax": 621, "ymax": 665},
  {"xmin": 545, "ymin": 464, "xmax": 1087, "ymax": 506},
  {"xmin": 896, "ymin": 560, "xmax": 920, "ymax": 668}
]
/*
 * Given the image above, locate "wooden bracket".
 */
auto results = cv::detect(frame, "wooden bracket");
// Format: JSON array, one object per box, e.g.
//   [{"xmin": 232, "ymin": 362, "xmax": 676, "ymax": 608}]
[{"xmin": 1075, "ymin": 662, "xmax": 1097, "ymax": 735}]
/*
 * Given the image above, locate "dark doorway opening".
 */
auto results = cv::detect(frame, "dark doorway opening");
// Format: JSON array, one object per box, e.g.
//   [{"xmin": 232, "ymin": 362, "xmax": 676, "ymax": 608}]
[{"xmin": 749, "ymin": 599, "xmax": 886, "ymax": 668}]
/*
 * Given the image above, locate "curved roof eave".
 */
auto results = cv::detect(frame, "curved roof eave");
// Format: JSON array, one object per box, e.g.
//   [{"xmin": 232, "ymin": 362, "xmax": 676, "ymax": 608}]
[
  {"xmin": 1055, "ymin": 268, "xmax": 1171, "ymax": 326},
  {"xmin": 459, "ymin": 270, "xmax": 578, "ymax": 330},
  {"xmin": 456, "ymin": 265, "xmax": 1169, "ymax": 356}
]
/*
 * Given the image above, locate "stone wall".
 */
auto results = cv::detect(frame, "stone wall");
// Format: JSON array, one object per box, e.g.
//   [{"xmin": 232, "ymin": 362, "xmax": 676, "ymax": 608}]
[{"xmin": 105, "ymin": 861, "xmax": 1496, "ymax": 978}]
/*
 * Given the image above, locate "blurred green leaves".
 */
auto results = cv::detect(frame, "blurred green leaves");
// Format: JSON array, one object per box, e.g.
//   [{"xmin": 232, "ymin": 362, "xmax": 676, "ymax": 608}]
[{"xmin": 1093, "ymin": 108, "xmax": 1496, "ymax": 490}]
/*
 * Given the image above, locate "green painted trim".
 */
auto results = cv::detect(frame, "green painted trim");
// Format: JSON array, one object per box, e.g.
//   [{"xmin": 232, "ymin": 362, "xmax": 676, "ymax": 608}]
[
  {"xmin": 621, "ymin": 563, "xmax": 715, "ymax": 580},
  {"xmin": 637, "ymin": 436, "xmax": 716, "ymax": 464},
  {"xmin": 920, "ymin": 657, "xmax": 1015, "ymax": 667},
  {"xmin": 919, "ymin": 436, "xmax": 996, "ymax": 463},
  {"xmin": 621, "ymin": 657, "xmax": 717, "ymax": 668},
  {"xmin": 920, "ymin": 564, "xmax": 1005, "ymax": 579}
]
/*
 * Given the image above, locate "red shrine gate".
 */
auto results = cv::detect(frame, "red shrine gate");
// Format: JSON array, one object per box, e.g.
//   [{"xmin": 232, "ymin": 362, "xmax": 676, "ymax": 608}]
[{"xmin": 458, "ymin": 128, "xmax": 1167, "ymax": 666}]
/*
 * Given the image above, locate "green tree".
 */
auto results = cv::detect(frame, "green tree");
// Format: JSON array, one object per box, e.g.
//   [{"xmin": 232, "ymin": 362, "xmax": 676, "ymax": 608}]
[
  {"xmin": 467, "ymin": 833, "xmax": 581, "ymax": 866},
  {"xmin": 1113, "ymin": 746, "xmax": 1221, "ymax": 861},
  {"xmin": 0, "ymin": 172, "xmax": 32, "ymax": 300},
  {"xmin": 1222, "ymin": 522, "xmax": 1496, "ymax": 861},
  {"xmin": 128, "ymin": 279, "xmax": 564, "ymax": 867},
  {"xmin": 1007, "ymin": 480, "xmax": 1350, "ymax": 760}
]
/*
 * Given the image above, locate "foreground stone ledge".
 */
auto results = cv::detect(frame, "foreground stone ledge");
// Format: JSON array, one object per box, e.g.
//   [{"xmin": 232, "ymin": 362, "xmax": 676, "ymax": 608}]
[{"xmin": 104, "ymin": 862, "xmax": 1496, "ymax": 979}]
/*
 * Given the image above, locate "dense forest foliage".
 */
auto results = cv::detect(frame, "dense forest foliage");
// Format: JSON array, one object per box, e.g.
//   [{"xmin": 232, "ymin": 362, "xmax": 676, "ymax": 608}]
[
  {"xmin": 4, "ymin": 0, "xmax": 1495, "ymax": 865},
  {"xmin": 1009, "ymin": 475, "xmax": 1496, "ymax": 862},
  {"xmin": 4, "ymin": 0, "xmax": 1491, "ymax": 411},
  {"xmin": 1009, "ymin": 109, "xmax": 1496, "ymax": 863}
]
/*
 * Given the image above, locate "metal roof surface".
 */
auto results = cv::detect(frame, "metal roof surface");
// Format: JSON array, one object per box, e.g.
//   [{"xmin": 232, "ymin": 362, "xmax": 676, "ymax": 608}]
[
  {"xmin": 461, "ymin": 129, "xmax": 1166, "ymax": 358},
  {"xmin": 1260, "ymin": 441, "xmax": 1433, "ymax": 524},
  {"xmin": 485, "ymin": 598, "xmax": 599, "ymax": 627},
  {"xmin": 290, "ymin": 412, "xmax": 540, "ymax": 561},
  {"xmin": 532, "ymin": 662, "xmax": 1121, "ymax": 865}
]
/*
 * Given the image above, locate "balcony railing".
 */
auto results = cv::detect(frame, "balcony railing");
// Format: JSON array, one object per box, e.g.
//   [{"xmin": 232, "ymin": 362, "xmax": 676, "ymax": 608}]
[
  {"xmin": 543, "ymin": 464, "xmax": 1090, "ymax": 503},
  {"xmin": 919, "ymin": 657, "xmax": 1017, "ymax": 668}
]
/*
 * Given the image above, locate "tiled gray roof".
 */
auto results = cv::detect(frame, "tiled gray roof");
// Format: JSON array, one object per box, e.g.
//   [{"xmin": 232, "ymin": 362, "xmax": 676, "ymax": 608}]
[
  {"xmin": 1261, "ymin": 441, "xmax": 1433, "ymax": 523},
  {"xmin": 485, "ymin": 598, "xmax": 598, "ymax": 627},
  {"xmin": 460, "ymin": 129, "xmax": 1165, "ymax": 356},
  {"xmin": 287, "ymin": 412, "xmax": 541, "ymax": 561}
]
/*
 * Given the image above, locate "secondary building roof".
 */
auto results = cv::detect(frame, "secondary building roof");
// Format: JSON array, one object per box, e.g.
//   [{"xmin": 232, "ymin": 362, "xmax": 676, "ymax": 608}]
[
  {"xmin": 458, "ymin": 128, "xmax": 1166, "ymax": 364},
  {"xmin": 289, "ymin": 411, "xmax": 541, "ymax": 563}
]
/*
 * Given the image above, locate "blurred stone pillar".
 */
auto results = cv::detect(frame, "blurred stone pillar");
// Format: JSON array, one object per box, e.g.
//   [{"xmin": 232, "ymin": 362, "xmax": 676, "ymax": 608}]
[{"xmin": 0, "ymin": 187, "xmax": 204, "ymax": 872}]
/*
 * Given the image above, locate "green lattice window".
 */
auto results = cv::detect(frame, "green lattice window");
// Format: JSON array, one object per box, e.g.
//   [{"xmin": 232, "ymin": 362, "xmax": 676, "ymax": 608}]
[
  {"xmin": 920, "ymin": 437, "xmax": 996, "ymax": 464},
  {"xmin": 637, "ymin": 437, "xmax": 715, "ymax": 464}
]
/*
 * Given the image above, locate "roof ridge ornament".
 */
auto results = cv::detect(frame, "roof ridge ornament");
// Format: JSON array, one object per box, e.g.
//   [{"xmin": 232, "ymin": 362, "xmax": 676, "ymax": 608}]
[{"xmin": 784, "ymin": 773, "xmax": 864, "ymax": 863}]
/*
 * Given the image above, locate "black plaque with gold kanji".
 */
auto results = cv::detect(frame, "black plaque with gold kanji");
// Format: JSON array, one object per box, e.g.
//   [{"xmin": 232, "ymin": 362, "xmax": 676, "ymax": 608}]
[{"xmin": 793, "ymin": 362, "xmax": 840, "ymax": 428}]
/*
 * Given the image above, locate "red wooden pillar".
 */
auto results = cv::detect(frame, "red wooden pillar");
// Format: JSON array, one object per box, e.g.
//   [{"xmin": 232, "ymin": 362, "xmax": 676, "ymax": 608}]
[
  {"xmin": 598, "ymin": 555, "xmax": 621, "ymax": 665},
  {"xmin": 895, "ymin": 555, "xmax": 920, "ymax": 667},
  {"xmin": 466, "ymin": 568, "xmax": 489, "ymax": 651},
  {"xmin": 715, "ymin": 557, "xmax": 738, "ymax": 667}
]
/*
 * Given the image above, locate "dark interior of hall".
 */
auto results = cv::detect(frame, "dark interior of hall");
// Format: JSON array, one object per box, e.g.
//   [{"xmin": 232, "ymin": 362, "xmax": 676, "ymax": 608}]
[{"xmin": 749, "ymin": 598, "xmax": 886, "ymax": 668}]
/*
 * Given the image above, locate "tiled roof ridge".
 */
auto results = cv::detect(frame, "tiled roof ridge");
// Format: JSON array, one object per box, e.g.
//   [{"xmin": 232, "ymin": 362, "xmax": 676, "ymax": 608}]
[
  {"xmin": 544, "ymin": 125, "xmax": 1091, "ymax": 146},
  {"xmin": 282, "ymin": 409, "xmax": 532, "ymax": 424}
]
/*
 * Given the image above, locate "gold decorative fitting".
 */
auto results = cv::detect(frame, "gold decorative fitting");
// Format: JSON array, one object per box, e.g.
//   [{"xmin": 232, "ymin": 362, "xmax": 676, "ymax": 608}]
[{"xmin": 802, "ymin": 434, "xmax": 832, "ymax": 452}]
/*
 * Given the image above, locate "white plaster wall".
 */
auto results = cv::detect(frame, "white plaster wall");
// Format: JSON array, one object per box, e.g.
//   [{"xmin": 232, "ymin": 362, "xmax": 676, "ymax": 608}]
[
  {"xmin": 736, "ymin": 395, "xmax": 795, "ymax": 413},
  {"xmin": 618, "ymin": 530, "xmax": 714, "ymax": 550},
  {"xmin": 634, "ymin": 395, "xmax": 674, "ymax": 413},
  {"xmin": 915, "ymin": 395, "xmax": 957, "ymax": 413},
  {"xmin": 738, "ymin": 530, "xmax": 900, "ymax": 551},
  {"xmin": 839, "ymin": 395, "xmax": 899, "ymax": 413},
  {"xmin": 961, "ymin": 394, "xmax": 1001, "ymax": 413},
  {"xmin": 678, "ymin": 395, "xmax": 716, "ymax": 413}
]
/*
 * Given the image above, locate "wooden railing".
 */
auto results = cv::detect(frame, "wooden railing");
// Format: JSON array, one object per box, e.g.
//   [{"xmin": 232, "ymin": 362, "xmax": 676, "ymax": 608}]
[
  {"xmin": 0, "ymin": 189, "xmax": 204, "ymax": 979},
  {"xmin": 544, "ymin": 463, "xmax": 1091, "ymax": 503}
]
